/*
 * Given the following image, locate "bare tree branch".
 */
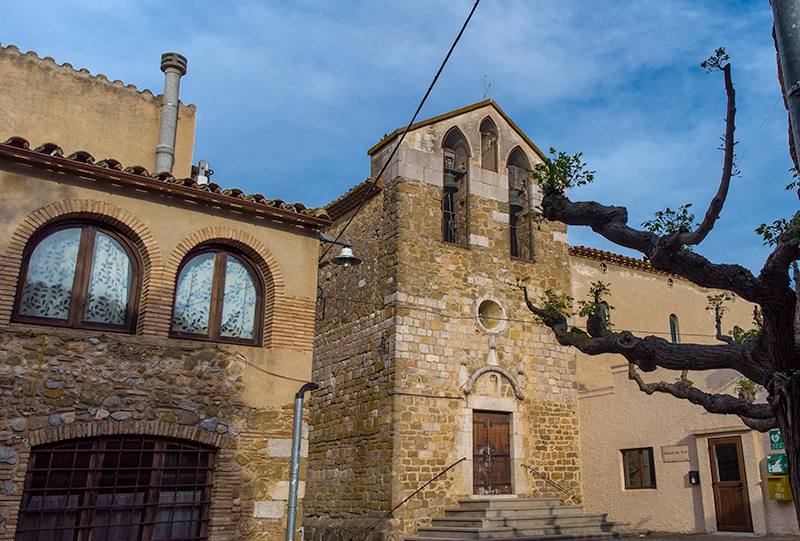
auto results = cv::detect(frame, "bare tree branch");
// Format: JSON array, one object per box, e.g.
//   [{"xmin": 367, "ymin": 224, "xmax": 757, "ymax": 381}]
[
  {"xmin": 741, "ymin": 416, "xmax": 780, "ymax": 431},
  {"xmin": 627, "ymin": 363, "xmax": 775, "ymax": 419},
  {"xmin": 676, "ymin": 64, "xmax": 735, "ymax": 248},
  {"xmin": 522, "ymin": 287, "xmax": 772, "ymax": 383}
]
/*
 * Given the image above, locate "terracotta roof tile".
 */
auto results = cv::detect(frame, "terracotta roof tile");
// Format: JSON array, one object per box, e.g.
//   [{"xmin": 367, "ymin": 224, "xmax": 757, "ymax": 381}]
[
  {"xmin": 569, "ymin": 245, "xmax": 683, "ymax": 280},
  {"xmin": 325, "ymin": 178, "xmax": 382, "ymax": 221},
  {"xmin": 1, "ymin": 136, "xmax": 331, "ymax": 224}
]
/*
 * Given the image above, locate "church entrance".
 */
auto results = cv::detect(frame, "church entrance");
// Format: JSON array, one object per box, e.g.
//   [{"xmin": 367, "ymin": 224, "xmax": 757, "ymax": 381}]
[{"xmin": 472, "ymin": 410, "xmax": 511, "ymax": 494}]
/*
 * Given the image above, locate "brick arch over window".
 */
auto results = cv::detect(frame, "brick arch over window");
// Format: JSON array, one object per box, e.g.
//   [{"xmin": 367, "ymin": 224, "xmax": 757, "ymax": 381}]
[
  {"xmin": 0, "ymin": 200, "xmax": 162, "ymax": 333},
  {"xmin": 25, "ymin": 420, "xmax": 231, "ymax": 450},
  {"xmin": 166, "ymin": 228, "xmax": 286, "ymax": 348}
]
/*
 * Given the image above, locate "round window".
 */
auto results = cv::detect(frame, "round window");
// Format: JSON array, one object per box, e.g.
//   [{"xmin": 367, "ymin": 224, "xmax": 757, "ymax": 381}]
[{"xmin": 478, "ymin": 299, "xmax": 505, "ymax": 331}]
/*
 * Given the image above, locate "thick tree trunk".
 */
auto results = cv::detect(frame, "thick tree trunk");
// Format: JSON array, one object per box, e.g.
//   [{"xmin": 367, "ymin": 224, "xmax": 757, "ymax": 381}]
[{"xmin": 768, "ymin": 372, "xmax": 800, "ymax": 522}]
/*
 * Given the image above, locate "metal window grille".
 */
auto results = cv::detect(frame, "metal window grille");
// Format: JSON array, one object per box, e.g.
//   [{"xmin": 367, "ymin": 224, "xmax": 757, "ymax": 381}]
[
  {"xmin": 508, "ymin": 165, "xmax": 532, "ymax": 261},
  {"xmin": 16, "ymin": 436, "xmax": 215, "ymax": 541}
]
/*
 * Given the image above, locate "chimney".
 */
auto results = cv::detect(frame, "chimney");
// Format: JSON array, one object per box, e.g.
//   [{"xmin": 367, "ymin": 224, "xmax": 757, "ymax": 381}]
[{"xmin": 155, "ymin": 52, "xmax": 188, "ymax": 174}]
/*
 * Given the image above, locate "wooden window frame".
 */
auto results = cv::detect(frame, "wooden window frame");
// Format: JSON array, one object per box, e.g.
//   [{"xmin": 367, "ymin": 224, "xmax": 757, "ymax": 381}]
[
  {"xmin": 621, "ymin": 447, "xmax": 657, "ymax": 489},
  {"xmin": 16, "ymin": 436, "xmax": 215, "ymax": 541},
  {"xmin": 170, "ymin": 247, "xmax": 264, "ymax": 346},
  {"xmin": 12, "ymin": 221, "xmax": 141, "ymax": 333}
]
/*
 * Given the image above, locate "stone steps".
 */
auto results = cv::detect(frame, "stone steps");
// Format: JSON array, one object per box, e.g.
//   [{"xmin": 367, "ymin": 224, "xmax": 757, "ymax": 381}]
[{"xmin": 406, "ymin": 498, "xmax": 630, "ymax": 540}]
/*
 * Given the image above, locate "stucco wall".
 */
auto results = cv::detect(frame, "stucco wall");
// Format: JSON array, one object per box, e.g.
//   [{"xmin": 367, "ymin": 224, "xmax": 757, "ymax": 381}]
[
  {"xmin": 0, "ymin": 43, "xmax": 196, "ymax": 178},
  {"xmin": 0, "ymin": 164, "xmax": 320, "ymax": 540},
  {"xmin": 572, "ymin": 253, "xmax": 799, "ymax": 535}
]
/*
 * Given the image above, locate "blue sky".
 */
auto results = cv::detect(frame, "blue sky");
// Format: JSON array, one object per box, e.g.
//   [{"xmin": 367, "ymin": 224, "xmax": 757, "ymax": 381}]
[{"xmin": 2, "ymin": 1, "xmax": 796, "ymax": 273}]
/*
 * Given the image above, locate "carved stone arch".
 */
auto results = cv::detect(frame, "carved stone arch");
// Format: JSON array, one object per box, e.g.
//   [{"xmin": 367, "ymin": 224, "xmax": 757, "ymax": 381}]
[
  {"xmin": 166, "ymin": 227, "xmax": 285, "ymax": 347},
  {"xmin": 462, "ymin": 365, "xmax": 524, "ymax": 400},
  {"xmin": 479, "ymin": 116, "xmax": 499, "ymax": 171},
  {"xmin": 442, "ymin": 125, "xmax": 472, "ymax": 158},
  {"xmin": 0, "ymin": 199, "xmax": 162, "ymax": 332},
  {"xmin": 507, "ymin": 146, "xmax": 531, "ymax": 170},
  {"xmin": 26, "ymin": 420, "xmax": 231, "ymax": 450}
]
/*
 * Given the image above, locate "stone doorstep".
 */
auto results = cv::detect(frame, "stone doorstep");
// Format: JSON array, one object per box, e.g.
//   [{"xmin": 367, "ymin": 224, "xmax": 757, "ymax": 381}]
[
  {"xmin": 455, "ymin": 498, "xmax": 562, "ymax": 511},
  {"xmin": 445, "ymin": 506, "xmax": 588, "ymax": 518},
  {"xmin": 406, "ymin": 535, "xmax": 627, "ymax": 541},
  {"xmin": 430, "ymin": 513, "xmax": 613, "ymax": 529},
  {"xmin": 412, "ymin": 522, "xmax": 629, "ymax": 539}
]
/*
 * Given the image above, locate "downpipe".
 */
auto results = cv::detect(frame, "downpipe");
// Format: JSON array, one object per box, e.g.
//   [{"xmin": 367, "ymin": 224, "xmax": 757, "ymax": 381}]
[{"xmin": 286, "ymin": 382, "xmax": 318, "ymax": 541}]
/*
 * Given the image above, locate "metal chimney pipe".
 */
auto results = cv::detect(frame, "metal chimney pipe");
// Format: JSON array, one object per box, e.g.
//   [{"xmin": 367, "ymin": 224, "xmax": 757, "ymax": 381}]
[{"xmin": 155, "ymin": 52, "xmax": 188, "ymax": 174}]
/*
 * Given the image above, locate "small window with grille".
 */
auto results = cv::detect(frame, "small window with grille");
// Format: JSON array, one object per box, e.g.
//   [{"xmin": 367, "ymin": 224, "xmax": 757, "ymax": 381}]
[{"xmin": 16, "ymin": 436, "xmax": 215, "ymax": 541}]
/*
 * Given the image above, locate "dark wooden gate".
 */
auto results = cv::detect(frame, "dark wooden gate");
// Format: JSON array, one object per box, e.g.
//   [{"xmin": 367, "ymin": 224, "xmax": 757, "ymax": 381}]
[
  {"xmin": 473, "ymin": 411, "xmax": 511, "ymax": 494},
  {"xmin": 708, "ymin": 436, "xmax": 753, "ymax": 532}
]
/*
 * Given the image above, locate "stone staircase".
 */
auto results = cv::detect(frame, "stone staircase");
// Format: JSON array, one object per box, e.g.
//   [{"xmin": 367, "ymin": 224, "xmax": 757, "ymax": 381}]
[{"xmin": 405, "ymin": 497, "xmax": 630, "ymax": 540}]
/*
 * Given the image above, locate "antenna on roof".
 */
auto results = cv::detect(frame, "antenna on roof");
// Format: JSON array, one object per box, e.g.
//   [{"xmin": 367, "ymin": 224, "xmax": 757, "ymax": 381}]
[{"xmin": 483, "ymin": 75, "xmax": 491, "ymax": 99}]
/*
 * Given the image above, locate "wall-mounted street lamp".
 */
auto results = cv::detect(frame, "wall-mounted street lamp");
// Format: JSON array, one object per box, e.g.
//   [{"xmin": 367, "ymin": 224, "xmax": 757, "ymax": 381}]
[
  {"xmin": 285, "ymin": 233, "xmax": 360, "ymax": 541},
  {"xmin": 319, "ymin": 232, "xmax": 362, "ymax": 268}
]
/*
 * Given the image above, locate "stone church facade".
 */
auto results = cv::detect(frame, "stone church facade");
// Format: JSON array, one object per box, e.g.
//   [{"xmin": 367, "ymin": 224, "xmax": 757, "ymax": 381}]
[{"xmin": 304, "ymin": 101, "xmax": 582, "ymax": 539}]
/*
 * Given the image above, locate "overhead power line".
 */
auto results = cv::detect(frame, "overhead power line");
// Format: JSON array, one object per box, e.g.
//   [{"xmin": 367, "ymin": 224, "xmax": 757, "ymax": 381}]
[{"xmin": 320, "ymin": 0, "xmax": 481, "ymax": 262}]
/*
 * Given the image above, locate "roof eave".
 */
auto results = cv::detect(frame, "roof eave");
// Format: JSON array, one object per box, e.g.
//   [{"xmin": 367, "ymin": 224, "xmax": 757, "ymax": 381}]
[{"xmin": 0, "ymin": 143, "xmax": 331, "ymax": 230}]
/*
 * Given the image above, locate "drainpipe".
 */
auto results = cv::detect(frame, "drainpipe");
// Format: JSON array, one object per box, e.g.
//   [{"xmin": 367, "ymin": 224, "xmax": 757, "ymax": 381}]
[
  {"xmin": 286, "ymin": 382, "xmax": 318, "ymax": 541},
  {"xmin": 155, "ymin": 52, "xmax": 188, "ymax": 174},
  {"xmin": 773, "ymin": 0, "xmax": 800, "ymax": 168}
]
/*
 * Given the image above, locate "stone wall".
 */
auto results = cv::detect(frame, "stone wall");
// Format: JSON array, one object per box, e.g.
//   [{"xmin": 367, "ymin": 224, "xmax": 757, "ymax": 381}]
[
  {"xmin": 0, "ymin": 329, "xmax": 311, "ymax": 541},
  {"xmin": 304, "ymin": 188, "xmax": 400, "ymax": 540},
  {"xmin": 307, "ymin": 168, "xmax": 581, "ymax": 540}
]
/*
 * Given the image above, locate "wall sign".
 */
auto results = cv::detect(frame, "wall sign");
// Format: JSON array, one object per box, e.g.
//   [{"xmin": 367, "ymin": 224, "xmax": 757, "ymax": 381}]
[
  {"xmin": 661, "ymin": 445, "xmax": 690, "ymax": 463},
  {"xmin": 770, "ymin": 429, "xmax": 784, "ymax": 450}
]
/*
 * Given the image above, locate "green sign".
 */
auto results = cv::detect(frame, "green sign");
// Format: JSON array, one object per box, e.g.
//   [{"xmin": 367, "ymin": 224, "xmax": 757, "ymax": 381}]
[
  {"xmin": 770, "ymin": 429, "xmax": 784, "ymax": 450},
  {"xmin": 768, "ymin": 454, "xmax": 789, "ymax": 475}
]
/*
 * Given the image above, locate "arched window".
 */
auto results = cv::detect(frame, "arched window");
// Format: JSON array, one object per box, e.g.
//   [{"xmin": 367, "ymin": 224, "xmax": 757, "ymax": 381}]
[
  {"xmin": 442, "ymin": 128, "xmax": 470, "ymax": 246},
  {"xmin": 171, "ymin": 247, "xmax": 263, "ymax": 344},
  {"xmin": 16, "ymin": 436, "xmax": 214, "ymax": 541},
  {"xmin": 479, "ymin": 117, "xmax": 498, "ymax": 171},
  {"xmin": 669, "ymin": 314, "xmax": 680, "ymax": 343},
  {"xmin": 507, "ymin": 148, "xmax": 533, "ymax": 261},
  {"xmin": 14, "ymin": 223, "xmax": 139, "ymax": 331}
]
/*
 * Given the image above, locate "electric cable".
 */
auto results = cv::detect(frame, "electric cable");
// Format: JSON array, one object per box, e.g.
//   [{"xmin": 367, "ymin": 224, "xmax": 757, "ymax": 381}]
[{"xmin": 319, "ymin": 0, "xmax": 481, "ymax": 262}]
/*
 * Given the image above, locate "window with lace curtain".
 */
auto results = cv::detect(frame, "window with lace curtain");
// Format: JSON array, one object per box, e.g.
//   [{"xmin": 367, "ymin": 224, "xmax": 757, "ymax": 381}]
[
  {"xmin": 13, "ymin": 223, "xmax": 139, "ymax": 331},
  {"xmin": 170, "ymin": 247, "xmax": 263, "ymax": 345}
]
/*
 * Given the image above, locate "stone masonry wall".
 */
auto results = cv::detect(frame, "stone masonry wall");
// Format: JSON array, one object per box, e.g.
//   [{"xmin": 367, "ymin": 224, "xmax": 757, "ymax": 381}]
[
  {"xmin": 0, "ymin": 329, "xmax": 307, "ymax": 541},
  {"xmin": 307, "ymin": 174, "xmax": 581, "ymax": 540},
  {"xmin": 387, "ymin": 175, "xmax": 580, "ymax": 537},
  {"xmin": 305, "ymin": 191, "xmax": 400, "ymax": 540}
]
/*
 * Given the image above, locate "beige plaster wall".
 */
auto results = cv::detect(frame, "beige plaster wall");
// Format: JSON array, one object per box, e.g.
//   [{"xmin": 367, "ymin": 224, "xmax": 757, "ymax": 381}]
[
  {"xmin": 0, "ymin": 44, "xmax": 196, "ymax": 178},
  {"xmin": 0, "ymin": 163, "xmax": 320, "ymax": 540},
  {"xmin": 572, "ymin": 254, "xmax": 798, "ymax": 535}
]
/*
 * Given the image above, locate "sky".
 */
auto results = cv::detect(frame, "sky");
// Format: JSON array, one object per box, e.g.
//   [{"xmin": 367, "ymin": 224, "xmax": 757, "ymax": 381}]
[{"xmin": 2, "ymin": 0, "xmax": 797, "ymax": 274}]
